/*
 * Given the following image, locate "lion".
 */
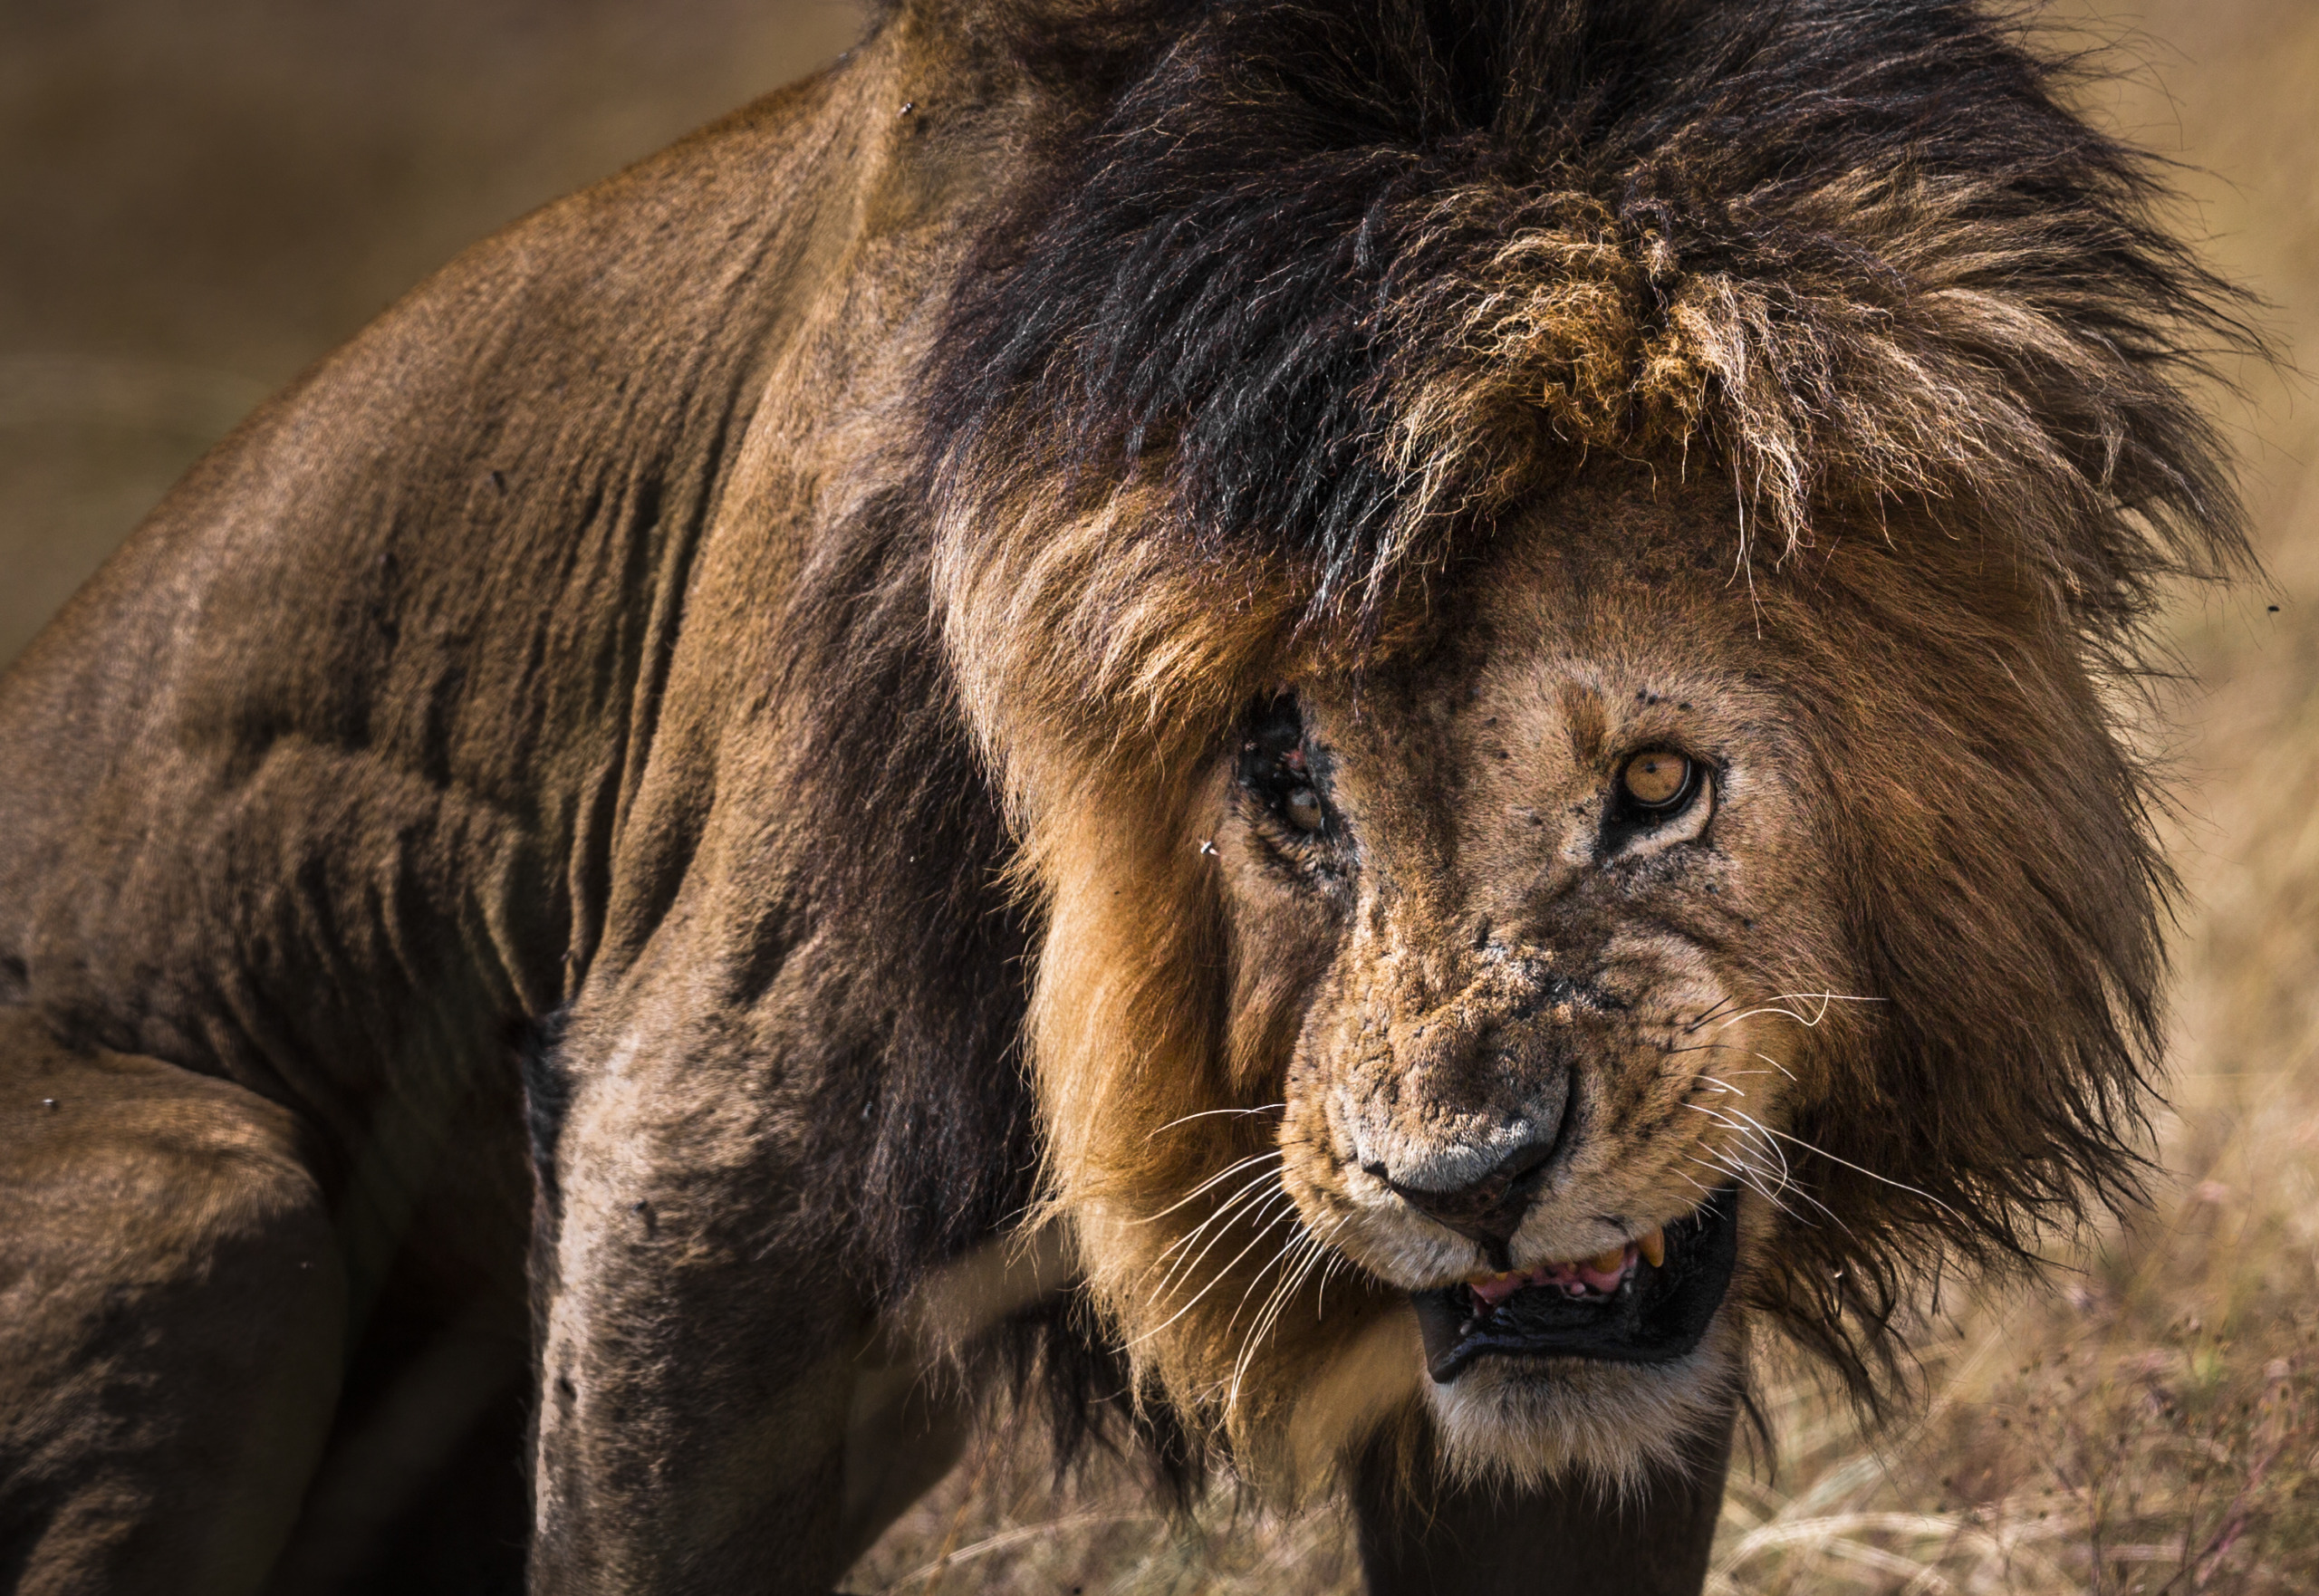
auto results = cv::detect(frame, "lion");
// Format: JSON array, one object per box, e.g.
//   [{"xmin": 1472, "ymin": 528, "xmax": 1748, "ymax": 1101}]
[{"xmin": 0, "ymin": 0, "xmax": 2255, "ymax": 1591}]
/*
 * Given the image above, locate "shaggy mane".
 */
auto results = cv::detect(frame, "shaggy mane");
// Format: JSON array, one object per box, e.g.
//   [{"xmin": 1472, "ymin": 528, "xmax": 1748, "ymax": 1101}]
[
  {"xmin": 893, "ymin": 0, "xmax": 2261, "ymax": 1470},
  {"xmin": 929, "ymin": 0, "xmax": 2252, "ymax": 623}
]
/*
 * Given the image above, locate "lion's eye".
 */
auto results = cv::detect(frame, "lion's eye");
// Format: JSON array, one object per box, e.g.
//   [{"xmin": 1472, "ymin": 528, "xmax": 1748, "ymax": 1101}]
[
  {"xmin": 1618, "ymin": 750, "xmax": 1696, "ymax": 812},
  {"xmin": 1236, "ymin": 694, "xmax": 1338, "ymax": 850}
]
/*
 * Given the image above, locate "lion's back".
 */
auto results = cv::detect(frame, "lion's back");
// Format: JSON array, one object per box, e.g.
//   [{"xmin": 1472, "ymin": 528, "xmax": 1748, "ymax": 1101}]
[{"xmin": 0, "ymin": 60, "xmax": 865, "ymax": 1106}]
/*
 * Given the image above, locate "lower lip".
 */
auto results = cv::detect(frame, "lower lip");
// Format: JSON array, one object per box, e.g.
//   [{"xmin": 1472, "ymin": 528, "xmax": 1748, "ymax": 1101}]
[{"xmin": 1410, "ymin": 1187, "xmax": 1741, "ymax": 1382}]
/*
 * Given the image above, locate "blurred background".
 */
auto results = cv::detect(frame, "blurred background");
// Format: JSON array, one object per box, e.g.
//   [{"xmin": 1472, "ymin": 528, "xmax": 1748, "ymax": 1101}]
[
  {"xmin": 3, "ymin": 1, "xmax": 2314, "ymax": 1591},
  {"xmin": 0, "ymin": 0, "xmax": 863, "ymax": 661}
]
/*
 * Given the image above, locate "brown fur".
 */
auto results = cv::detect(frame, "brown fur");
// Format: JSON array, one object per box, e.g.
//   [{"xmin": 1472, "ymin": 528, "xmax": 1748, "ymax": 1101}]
[
  {"xmin": 924, "ymin": 0, "xmax": 2260, "ymax": 1491},
  {"xmin": 0, "ymin": 0, "xmax": 2258, "ymax": 1589}
]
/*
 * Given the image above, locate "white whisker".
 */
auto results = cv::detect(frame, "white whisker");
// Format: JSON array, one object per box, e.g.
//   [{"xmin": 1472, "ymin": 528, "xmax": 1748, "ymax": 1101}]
[
  {"xmin": 1158, "ymin": 1184, "xmax": 1299, "ymax": 1303},
  {"xmin": 1147, "ymin": 1178, "xmax": 1287, "ymax": 1310},
  {"xmin": 1688, "ymin": 1150, "xmax": 1798, "ymax": 1224},
  {"xmin": 1222, "ymin": 1224, "xmax": 1318, "ymax": 1340},
  {"xmin": 1706, "ymin": 991, "xmax": 1883, "ymax": 1037},
  {"xmin": 1663, "ymin": 1038, "xmax": 1801, "ymax": 1085},
  {"xmin": 1228, "ymin": 1224, "xmax": 1342, "ymax": 1404},
  {"xmin": 1685, "ymin": 1102, "xmax": 1792, "ymax": 1188},
  {"xmin": 1762, "ymin": 1125, "xmax": 1960, "ymax": 1218},
  {"xmin": 1149, "ymin": 1169, "xmax": 1289, "ymax": 1296},
  {"xmin": 1144, "ymin": 1103, "xmax": 1287, "ymax": 1140},
  {"xmin": 1682, "ymin": 990, "xmax": 1881, "ymax": 1037},
  {"xmin": 1125, "ymin": 1192, "xmax": 1304, "ymax": 1351},
  {"xmin": 1135, "ymin": 1149, "xmax": 1285, "ymax": 1225},
  {"xmin": 1313, "ymin": 1230, "xmax": 1360, "ymax": 1321}
]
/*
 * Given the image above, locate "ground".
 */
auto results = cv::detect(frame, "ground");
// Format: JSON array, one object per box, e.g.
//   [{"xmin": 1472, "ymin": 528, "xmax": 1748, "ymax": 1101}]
[{"xmin": 5, "ymin": 3, "xmax": 2315, "ymax": 1591}]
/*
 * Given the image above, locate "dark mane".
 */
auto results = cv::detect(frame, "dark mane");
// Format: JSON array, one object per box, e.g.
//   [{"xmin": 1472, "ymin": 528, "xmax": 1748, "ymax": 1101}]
[
  {"xmin": 0, "ymin": 0, "xmax": 2271, "ymax": 1572},
  {"xmin": 902, "ymin": 0, "xmax": 2263, "ymax": 1417},
  {"xmin": 928, "ymin": 0, "xmax": 2253, "ymax": 629}
]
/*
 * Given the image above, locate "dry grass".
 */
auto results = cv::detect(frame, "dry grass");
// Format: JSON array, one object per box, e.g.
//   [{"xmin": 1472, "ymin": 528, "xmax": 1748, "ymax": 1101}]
[
  {"xmin": 851, "ymin": 2, "xmax": 2319, "ymax": 1591},
  {"xmin": 5, "ymin": 2, "xmax": 2315, "ymax": 1592},
  {"xmin": 843, "ymin": 1199, "xmax": 2319, "ymax": 1595}
]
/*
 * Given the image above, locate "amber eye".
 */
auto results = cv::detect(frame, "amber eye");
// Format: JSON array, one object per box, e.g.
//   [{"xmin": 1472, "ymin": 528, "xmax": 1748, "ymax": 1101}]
[
  {"xmin": 1285, "ymin": 786, "xmax": 1325, "ymax": 832},
  {"xmin": 1619, "ymin": 750, "xmax": 1696, "ymax": 811}
]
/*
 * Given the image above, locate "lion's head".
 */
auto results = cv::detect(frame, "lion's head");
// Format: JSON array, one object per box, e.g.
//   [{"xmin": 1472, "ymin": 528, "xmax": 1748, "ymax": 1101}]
[{"xmin": 907, "ymin": 0, "xmax": 2254, "ymax": 1491}]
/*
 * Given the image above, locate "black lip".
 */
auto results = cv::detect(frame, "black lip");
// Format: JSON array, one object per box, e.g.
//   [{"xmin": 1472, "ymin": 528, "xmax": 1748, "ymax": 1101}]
[{"xmin": 1410, "ymin": 1187, "xmax": 1740, "ymax": 1383}]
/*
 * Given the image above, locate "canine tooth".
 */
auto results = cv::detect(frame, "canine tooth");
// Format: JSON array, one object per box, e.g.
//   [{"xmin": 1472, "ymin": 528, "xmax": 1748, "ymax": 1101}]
[
  {"xmin": 1640, "ymin": 1228, "xmax": 1666, "ymax": 1268},
  {"xmin": 1588, "ymin": 1246, "xmax": 1627, "ymax": 1274}
]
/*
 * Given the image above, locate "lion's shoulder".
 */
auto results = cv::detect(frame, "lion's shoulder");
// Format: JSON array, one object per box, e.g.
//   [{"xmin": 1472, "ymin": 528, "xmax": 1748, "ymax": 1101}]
[{"xmin": 0, "ymin": 28, "xmax": 948, "ymax": 1098}]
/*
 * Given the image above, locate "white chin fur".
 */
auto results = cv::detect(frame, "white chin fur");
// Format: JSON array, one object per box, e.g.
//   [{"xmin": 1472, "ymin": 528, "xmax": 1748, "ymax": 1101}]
[{"xmin": 1422, "ymin": 1310, "xmax": 1743, "ymax": 1496}]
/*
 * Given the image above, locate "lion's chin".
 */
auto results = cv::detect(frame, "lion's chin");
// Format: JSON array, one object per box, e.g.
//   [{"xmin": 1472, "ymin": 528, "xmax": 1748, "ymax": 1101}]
[
  {"xmin": 1410, "ymin": 1187, "xmax": 1745, "ymax": 1490},
  {"xmin": 1423, "ymin": 1325, "xmax": 1744, "ymax": 1493}
]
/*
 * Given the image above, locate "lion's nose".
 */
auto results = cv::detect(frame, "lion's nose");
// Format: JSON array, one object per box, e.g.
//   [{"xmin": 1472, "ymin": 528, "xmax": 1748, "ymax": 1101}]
[{"xmin": 1365, "ymin": 1135, "xmax": 1559, "ymax": 1256}]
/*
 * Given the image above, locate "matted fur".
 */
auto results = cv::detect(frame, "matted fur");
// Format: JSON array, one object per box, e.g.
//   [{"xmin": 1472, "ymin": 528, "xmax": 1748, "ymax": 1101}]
[
  {"xmin": 0, "ymin": 0, "xmax": 2264, "ymax": 1576},
  {"xmin": 915, "ymin": 0, "xmax": 2257, "ymax": 1486}
]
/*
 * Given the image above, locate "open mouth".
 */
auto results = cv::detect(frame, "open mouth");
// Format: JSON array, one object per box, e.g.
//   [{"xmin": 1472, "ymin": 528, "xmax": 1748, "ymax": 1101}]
[{"xmin": 1410, "ymin": 1187, "xmax": 1739, "ymax": 1382}]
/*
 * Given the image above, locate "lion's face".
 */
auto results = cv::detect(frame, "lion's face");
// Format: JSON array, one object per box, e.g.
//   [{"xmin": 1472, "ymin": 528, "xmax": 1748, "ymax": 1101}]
[
  {"xmin": 919, "ymin": 0, "xmax": 2247, "ymax": 1506},
  {"xmin": 950, "ymin": 452, "xmax": 2172, "ymax": 1493},
  {"xmin": 1200, "ymin": 488, "xmax": 1845, "ymax": 1480}
]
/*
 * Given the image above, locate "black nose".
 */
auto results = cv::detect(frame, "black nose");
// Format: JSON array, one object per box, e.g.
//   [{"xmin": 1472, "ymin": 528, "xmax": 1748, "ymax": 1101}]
[{"xmin": 1368, "ymin": 1137, "xmax": 1559, "ymax": 1260}]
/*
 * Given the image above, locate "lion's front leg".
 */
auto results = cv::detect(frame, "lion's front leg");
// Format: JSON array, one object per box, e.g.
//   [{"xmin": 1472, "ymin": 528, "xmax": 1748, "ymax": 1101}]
[
  {"xmin": 524, "ymin": 1036, "xmax": 966, "ymax": 1594},
  {"xmin": 0, "ymin": 1011, "xmax": 345, "ymax": 1595},
  {"xmin": 1351, "ymin": 1404, "xmax": 1735, "ymax": 1596}
]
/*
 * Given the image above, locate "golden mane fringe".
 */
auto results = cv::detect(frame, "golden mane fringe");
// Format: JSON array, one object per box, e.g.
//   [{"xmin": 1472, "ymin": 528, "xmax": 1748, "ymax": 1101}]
[{"xmin": 916, "ymin": 0, "xmax": 2262, "ymax": 1485}]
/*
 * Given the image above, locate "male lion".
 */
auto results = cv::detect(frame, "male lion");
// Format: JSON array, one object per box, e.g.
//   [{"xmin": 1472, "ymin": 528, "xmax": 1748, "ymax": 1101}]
[{"xmin": 0, "ymin": 1, "xmax": 2254, "ymax": 1591}]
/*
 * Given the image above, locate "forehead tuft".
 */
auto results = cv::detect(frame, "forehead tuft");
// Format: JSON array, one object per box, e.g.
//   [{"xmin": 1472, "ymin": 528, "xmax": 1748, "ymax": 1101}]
[{"xmin": 925, "ymin": 0, "xmax": 2253, "ymax": 674}]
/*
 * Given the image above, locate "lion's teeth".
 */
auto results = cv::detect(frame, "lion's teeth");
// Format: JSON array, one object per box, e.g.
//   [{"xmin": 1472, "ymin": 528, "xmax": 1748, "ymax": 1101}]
[
  {"xmin": 1640, "ymin": 1228, "xmax": 1666, "ymax": 1268},
  {"xmin": 1587, "ymin": 1245, "xmax": 1627, "ymax": 1274},
  {"xmin": 1467, "ymin": 1269, "xmax": 1532, "ymax": 1308}
]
